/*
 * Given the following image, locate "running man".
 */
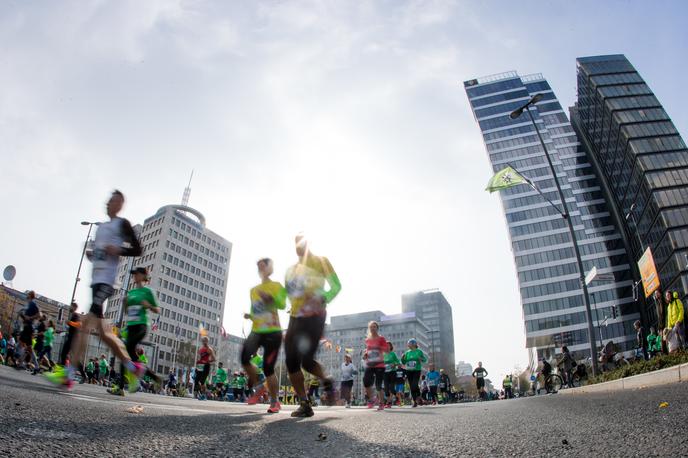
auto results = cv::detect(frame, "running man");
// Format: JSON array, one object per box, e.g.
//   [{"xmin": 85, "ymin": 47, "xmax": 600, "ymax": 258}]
[
  {"xmin": 363, "ymin": 321, "xmax": 388, "ymax": 410},
  {"xmin": 401, "ymin": 338, "xmax": 427, "ymax": 408},
  {"xmin": 215, "ymin": 362, "xmax": 228, "ymax": 400},
  {"xmin": 18, "ymin": 291, "xmax": 40, "ymax": 371},
  {"xmin": 383, "ymin": 341, "xmax": 401, "ymax": 408},
  {"xmin": 284, "ymin": 234, "xmax": 342, "ymax": 418},
  {"xmin": 241, "ymin": 257, "xmax": 286, "ymax": 413},
  {"xmin": 426, "ymin": 365, "xmax": 440, "ymax": 405},
  {"xmin": 107, "ymin": 267, "xmax": 162, "ymax": 395},
  {"xmin": 59, "ymin": 302, "xmax": 80, "ymax": 367},
  {"xmin": 439, "ymin": 369, "xmax": 451, "ymax": 404},
  {"xmin": 32, "ymin": 314, "xmax": 47, "ymax": 374},
  {"xmin": 472, "ymin": 362, "xmax": 488, "ymax": 400},
  {"xmin": 48, "ymin": 190, "xmax": 144, "ymax": 390},
  {"xmin": 195, "ymin": 336, "xmax": 216, "ymax": 400}
]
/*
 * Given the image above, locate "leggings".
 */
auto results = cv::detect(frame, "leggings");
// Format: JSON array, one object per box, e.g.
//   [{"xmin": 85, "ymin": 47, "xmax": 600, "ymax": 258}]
[
  {"xmin": 407, "ymin": 370, "xmax": 421, "ymax": 400},
  {"xmin": 60, "ymin": 331, "xmax": 76, "ymax": 365},
  {"xmin": 383, "ymin": 371, "xmax": 396, "ymax": 398},
  {"xmin": 119, "ymin": 324, "xmax": 158, "ymax": 386}
]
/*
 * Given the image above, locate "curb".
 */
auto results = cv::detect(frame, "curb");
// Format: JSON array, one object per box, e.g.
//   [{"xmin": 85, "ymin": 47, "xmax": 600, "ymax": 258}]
[{"xmin": 559, "ymin": 362, "xmax": 688, "ymax": 394}]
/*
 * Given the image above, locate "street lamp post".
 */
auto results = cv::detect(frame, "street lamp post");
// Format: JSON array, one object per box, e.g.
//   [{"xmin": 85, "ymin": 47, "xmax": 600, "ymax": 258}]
[
  {"xmin": 510, "ymin": 94, "xmax": 599, "ymax": 376},
  {"xmin": 70, "ymin": 221, "xmax": 99, "ymax": 305}
]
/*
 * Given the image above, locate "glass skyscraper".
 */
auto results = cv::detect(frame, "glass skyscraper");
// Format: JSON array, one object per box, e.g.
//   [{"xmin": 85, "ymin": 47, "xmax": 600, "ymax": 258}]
[
  {"xmin": 572, "ymin": 55, "xmax": 688, "ymax": 327},
  {"xmin": 464, "ymin": 72, "xmax": 637, "ymax": 363}
]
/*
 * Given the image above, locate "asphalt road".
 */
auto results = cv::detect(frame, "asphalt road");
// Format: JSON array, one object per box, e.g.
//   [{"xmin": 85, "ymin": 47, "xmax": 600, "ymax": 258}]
[{"xmin": 1, "ymin": 365, "xmax": 686, "ymax": 457}]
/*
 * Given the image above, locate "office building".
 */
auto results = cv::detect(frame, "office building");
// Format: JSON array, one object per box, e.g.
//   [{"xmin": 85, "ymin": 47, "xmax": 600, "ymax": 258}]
[
  {"xmin": 572, "ymin": 54, "xmax": 688, "ymax": 326},
  {"xmin": 455, "ymin": 361, "xmax": 473, "ymax": 377},
  {"xmin": 464, "ymin": 71, "xmax": 637, "ymax": 363},
  {"xmin": 217, "ymin": 333, "xmax": 245, "ymax": 373},
  {"xmin": 401, "ymin": 290, "xmax": 455, "ymax": 372},
  {"xmin": 105, "ymin": 204, "xmax": 232, "ymax": 375}
]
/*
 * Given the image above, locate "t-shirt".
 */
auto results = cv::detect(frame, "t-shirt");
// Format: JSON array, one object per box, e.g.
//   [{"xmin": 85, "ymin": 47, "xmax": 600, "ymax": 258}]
[
  {"xmin": 473, "ymin": 367, "xmax": 488, "ymax": 379},
  {"xmin": 249, "ymin": 281, "xmax": 286, "ymax": 334},
  {"xmin": 138, "ymin": 354, "xmax": 148, "ymax": 365},
  {"xmin": 67, "ymin": 312, "xmax": 81, "ymax": 335},
  {"xmin": 126, "ymin": 286, "xmax": 160, "ymax": 327},
  {"xmin": 216, "ymin": 368, "xmax": 227, "ymax": 384},
  {"xmin": 236, "ymin": 376, "xmax": 246, "ymax": 389},
  {"xmin": 86, "ymin": 361, "xmax": 95, "ymax": 373},
  {"xmin": 426, "ymin": 370, "xmax": 440, "ymax": 387},
  {"xmin": 340, "ymin": 363, "xmax": 357, "ymax": 382},
  {"xmin": 99, "ymin": 359, "xmax": 108, "ymax": 373},
  {"xmin": 35, "ymin": 322, "xmax": 46, "ymax": 346},
  {"xmin": 22, "ymin": 301, "xmax": 40, "ymax": 325},
  {"xmin": 401, "ymin": 348, "xmax": 427, "ymax": 372},
  {"xmin": 285, "ymin": 255, "xmax": 337, "ymax": 318},
  {"xmin": 383, "ymin": 350, "xmax": 401, "ymax": 373},
  {"xmin": 91, "ymin": 217, "xmax": 141, "ymax": 287},
  {"xmin": 365, "ymin": 335, "xmax": 388, "ymax": 368},
  {"xmin": 44, "ymin": 327, "xmax": 54, "ymax": 347},
  {"xmin": 394, "ymin": 368, "xmax": 406, "ymax": 384}
]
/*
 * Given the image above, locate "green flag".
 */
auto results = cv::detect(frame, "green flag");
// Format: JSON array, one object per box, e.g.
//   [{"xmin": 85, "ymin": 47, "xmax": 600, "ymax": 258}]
[{"xmin": 485, "ymin": 166, "xmax": 528, "ymax": 193}]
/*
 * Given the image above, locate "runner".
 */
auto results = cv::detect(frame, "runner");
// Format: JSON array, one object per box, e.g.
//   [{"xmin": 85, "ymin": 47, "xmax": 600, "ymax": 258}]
[
  {"xmin": 394, "ymin": 364, "xmax": 406, "ymax": 406},
  {"xmin": 439, "ymin": 369, "xmax": 451, "ymax": 404},
  {"xmin": 107, "ymin": 267, "xmax": 162, "ymax": 396},
  {"xmin": 215, "ymin": 362, "xmax": 228, "ymax": 400},
  {"xmin": 401, "ymin": 338, "xmax": 427, "ymax": 407},
  {"xmin": 98, "ymin": 354, "xmax": 109, "ymax": 386},
  {"xmin": 195, "ymin": 336, "xmax": 216, "ymax": 400},
  {"xmin": 31, "ymin": 314, "xmax": 47, "ymax": 374},
  {"xmin": 284, "ymin": 234, "xmax": 342, "ymax": 418},
  {"xmin": 340, "ymin": 354, "xmax": 357, "ymax": 408},
  {"xmin": 363, "ymin": 321, "xmax": 388, "ymax": 411},
  {"xmin": 241, "ymin": 257, "xmax": 286, "ymax": 412},
  {"xmin": 38, "ymin": 320, "xmax": 55, "ymax": 371},
  {"xmin": 426, "ymin": 364, "xmax": 440, "ymax": 405},
  {"xmin": 383, "ymin": 341, "xmax": 401, "ymax": 408},
  {"xmin": 61, "ymin": 303, "xmax": 80, "ymax": 365},
  {"xmin": 472, "ymin": 362, "xmax": 488, "ymax": 400},
  {"xmin": 48, "ymin": 190, "xmax": 144, "ymax": 390},
  {"xmin": 18, "ymin": 291, "xmax": 40, "ymax": 371}
]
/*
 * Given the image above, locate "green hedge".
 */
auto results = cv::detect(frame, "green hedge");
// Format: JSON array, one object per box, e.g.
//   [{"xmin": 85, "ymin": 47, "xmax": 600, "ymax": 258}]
[{"xmin": 587, "ymin": 350, "xmax": 688, "ymax": 385}]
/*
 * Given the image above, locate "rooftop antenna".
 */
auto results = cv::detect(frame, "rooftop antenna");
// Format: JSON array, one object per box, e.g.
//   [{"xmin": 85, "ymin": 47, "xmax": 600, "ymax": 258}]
[{"xmin": 181, "ymin": 170, "xmax": 194, "ymax": 206}]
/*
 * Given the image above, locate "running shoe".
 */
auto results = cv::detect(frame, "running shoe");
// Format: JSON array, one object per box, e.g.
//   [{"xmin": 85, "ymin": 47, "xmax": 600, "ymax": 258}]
[
  {"xmin": 291, "ymin": 400, "xmax": 314, "ymax": 418},
  {"xmin": 247, "ymin": 385, "xmax": 266, "ymax": 405},
  {"xmin": 345, "ymin": 401, "xmax": 351, "ymax": 409},
  {"xmin": 412, "ymin": 402, "xmax": 418, "ymax": 408},
  {"xmin": 124, "ymin": 362, "xmax": 146, "ymax": 393},
  {"xmin": 107, "ymin": 386, "xmax": 125, "ymax": 397},
  {"xmin": 377, "ymin": 404, "xmax": 385, "ymax": 411},
  {"xmin": 44, "ymin": 365, "xmax": 73, "ymax": 390},
  {"xmin": 367, "ymin": 400, "xmax": 375, "ymax": 409},
  {"xmin": 267, "ymin": 401, "xmax": 281, "ymax": 414}
]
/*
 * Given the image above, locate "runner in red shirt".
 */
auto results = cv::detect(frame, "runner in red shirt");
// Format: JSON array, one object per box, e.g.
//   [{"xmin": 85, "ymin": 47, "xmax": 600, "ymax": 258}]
[{"xmin": 363, "ymin": 321, "xmax": 387, "ymax": 411}]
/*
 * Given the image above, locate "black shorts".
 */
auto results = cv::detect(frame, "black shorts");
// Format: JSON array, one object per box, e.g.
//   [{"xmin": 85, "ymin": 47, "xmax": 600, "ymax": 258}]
[
  {"xmin": 196, "ymin": 364, "xmax": 210, "ymax": 386},
  {"xmin": 476, "ymin": 377, "xmax": 485, "ymax": 389},
  {"xmin": 363, "ymin": 367, "xmax": 385, "ymax": 390},
  {"xmin": 241, "ymin": 331, "xmax": 282, "ymax": 377},
  {"xmin": 90, "ymin": 283, "xmax": 115, "ymax": 318},
  {"xmin": 285, "ymin": 315, "xmax": 325, "ymax": 374},
  {"xmin": 20, "ymin": 324, "xmax": 33, "ymax": 346}
]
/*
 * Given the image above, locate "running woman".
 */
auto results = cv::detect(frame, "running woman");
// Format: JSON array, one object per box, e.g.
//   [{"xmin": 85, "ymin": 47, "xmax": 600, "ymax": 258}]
[
  {"xmin": 363, "ymin": 321, "xmax": 388, "ymax": 411},
  {"xmin": 49, "ymin": 190, "xmax": 144, "ymax": 390},
  {"xmin": 340, "ymin": 354, "xmax": 357, "ymax": 408},
  {"xmin": 195, "ymin": 336, "xmax": 216, "ymax": 400},
  {"xmin": 107, "ymin": 267, "xmax": 162, "ymax": 395},
  {"xmin": 383, "ymin": 341, "xmax": 401, "ymax": 408},
  {"xmin": 241, "ymin": 257, "xmax": 286, "ymax": 412},
  {"xmin": 472, "ymin": 362, "xmax": 488, "ymax": 399},
  {"xmin": 38, "ymin": 320, "xmax": 55, "ymax": 371},
  {"xmin": 401, "ymin": 338, "xmax": 427, "ymax": 408},
  {"xmin": 439, "ymin": 369, "xmax": 451, "ymax": 404},
  {"xmin": 284, "ymin": 234, "xmax": 342, "ymax": 418}
]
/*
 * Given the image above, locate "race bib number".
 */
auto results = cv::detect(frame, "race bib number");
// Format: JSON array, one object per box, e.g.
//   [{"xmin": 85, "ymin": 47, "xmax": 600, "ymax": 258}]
[
  {"xmin": 93, "ymin": 248, "xmax": 107, "ymax": 261},
  {"xmin": 196, "ymin": 365, "xmax": 205, "ymax": 372},
  {"xmin": 406, "ymin": 360, "xmax": 417, "ymax": 369},
  {"xmin": 385, "ymin": 364, "xmax": 392, "ymax": 372},
  {"xmin": 127, "ymin": 305, "xmax": 142, "ymax": 319},
  {"xmin": 367, "ymin": 349, "xmax": 382, "ymax": 363},
  {"xmin": 439, "ymin": 382, "xmax": 446, "ymax": 389}
]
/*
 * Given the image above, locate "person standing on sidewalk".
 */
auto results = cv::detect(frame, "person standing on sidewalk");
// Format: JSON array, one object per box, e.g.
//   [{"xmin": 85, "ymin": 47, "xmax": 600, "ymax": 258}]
[
  {"xmin": 647, "ymin": 326, "xmax": 662, "ymax": 358},
  {"xmin": 665, "ymin": 290, "xmax": 685, "ymax": 350},
  {"xmin": 634, "ymin": 320, "xmax": 649, "ymax": 360},
  {"xmin": 340, "ymin": 354, "xmax": 357, "ymax": 408}
]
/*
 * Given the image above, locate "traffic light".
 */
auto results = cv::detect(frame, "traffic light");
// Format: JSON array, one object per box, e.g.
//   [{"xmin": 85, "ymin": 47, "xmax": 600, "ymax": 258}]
[{"xmin": 611, "ymin": 305, "xmax": 618, "ymax": 319}]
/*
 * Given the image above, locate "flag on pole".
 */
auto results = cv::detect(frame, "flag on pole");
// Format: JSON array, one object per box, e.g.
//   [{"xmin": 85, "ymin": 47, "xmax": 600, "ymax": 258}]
[
  {"xmin": 199, "ymin": 323, "xmax": 208, "ymax": 337},
  {"xmin": 151, "ymin": 316, "xmax": 160, "ymax": 332},
  {"xmin": 485, "ymin": 166, "xmax": 528, "ymax": 193}
]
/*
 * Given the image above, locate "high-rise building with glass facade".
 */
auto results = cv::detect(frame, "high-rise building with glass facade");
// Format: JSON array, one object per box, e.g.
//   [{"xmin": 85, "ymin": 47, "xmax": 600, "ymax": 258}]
[
  {"xmin": 572, "ymin": 55, "xmax": 688, "ymax": 327},
  {"xmin": 464, "ymin": 72, "xmax": 637, "ymax": 363}
]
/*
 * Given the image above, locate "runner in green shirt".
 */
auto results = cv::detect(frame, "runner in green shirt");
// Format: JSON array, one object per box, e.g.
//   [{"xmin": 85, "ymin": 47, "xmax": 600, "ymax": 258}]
[
  {"xmin": 39, "ymin": 320, "xmax": 56, "ymax": 370},
  {"xmin": 215, "ymin": 362, "xmax": 228, "ymax": 399},
  {"xmin": 383, "ymin": 342, "xmax": 401, "ymax": 408},
  {"xmin": 401, "ymin": 339, "xmax": 427, "ymax": 407}
]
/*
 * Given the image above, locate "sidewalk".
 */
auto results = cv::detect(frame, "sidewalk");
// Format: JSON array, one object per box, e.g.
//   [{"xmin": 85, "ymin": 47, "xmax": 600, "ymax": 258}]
[{"xmin": 560, "ymin": 362, "xmax": 688, "ymax": 394}]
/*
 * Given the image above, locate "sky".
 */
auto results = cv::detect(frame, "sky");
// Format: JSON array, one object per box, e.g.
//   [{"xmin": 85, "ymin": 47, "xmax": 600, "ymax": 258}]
[{"xmin": 2, "ymin": 0, "xmax": 687, "ymax": 383}]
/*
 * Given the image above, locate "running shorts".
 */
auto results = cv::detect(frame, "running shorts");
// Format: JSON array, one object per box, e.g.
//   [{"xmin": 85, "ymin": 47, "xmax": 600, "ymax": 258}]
[
  {"xmin": 476, "ymin": 377, "xmax": 485, "ymax": 389},
  {"xmin": 90, "ymin": 283, "xmax": 115, "ymax": 318},
  {"xmin": 196, "ymin": 364, "xmax": 210, "ymax": 386},
  {"xmin": 241, "ymin": 331, "xmax": 282, "ymax": 377},
  {"xmin": 363, "ymin": 367, "xmax": 385, "ymax": 390},
  {"xmin": 285, "ymin": 315, "xmax": 326, "ymax": 374},
  {"xmin": 20, "ymin": 324, "xmax": 33, "ymax": 346},
  {"xmin": 396, "ymin": 383, "xmax": 405, "ymax": 393}
]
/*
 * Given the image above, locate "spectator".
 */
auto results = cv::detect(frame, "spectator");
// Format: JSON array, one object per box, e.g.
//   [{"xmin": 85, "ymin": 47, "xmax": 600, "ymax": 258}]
[
  {"xmin": 559, "ymin": 346, "xmax": 575, "ymax": 388},
  {"xmin": 665, "ymin": 290, "xmax": 685, "ymax": 350},
  {"xmin": 634, "ymin": 320, "xmax": 648, "ymax": 360},
  {"xmin": 647, "ymin": 326, "xmax": 662, "ymax": 358}
]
